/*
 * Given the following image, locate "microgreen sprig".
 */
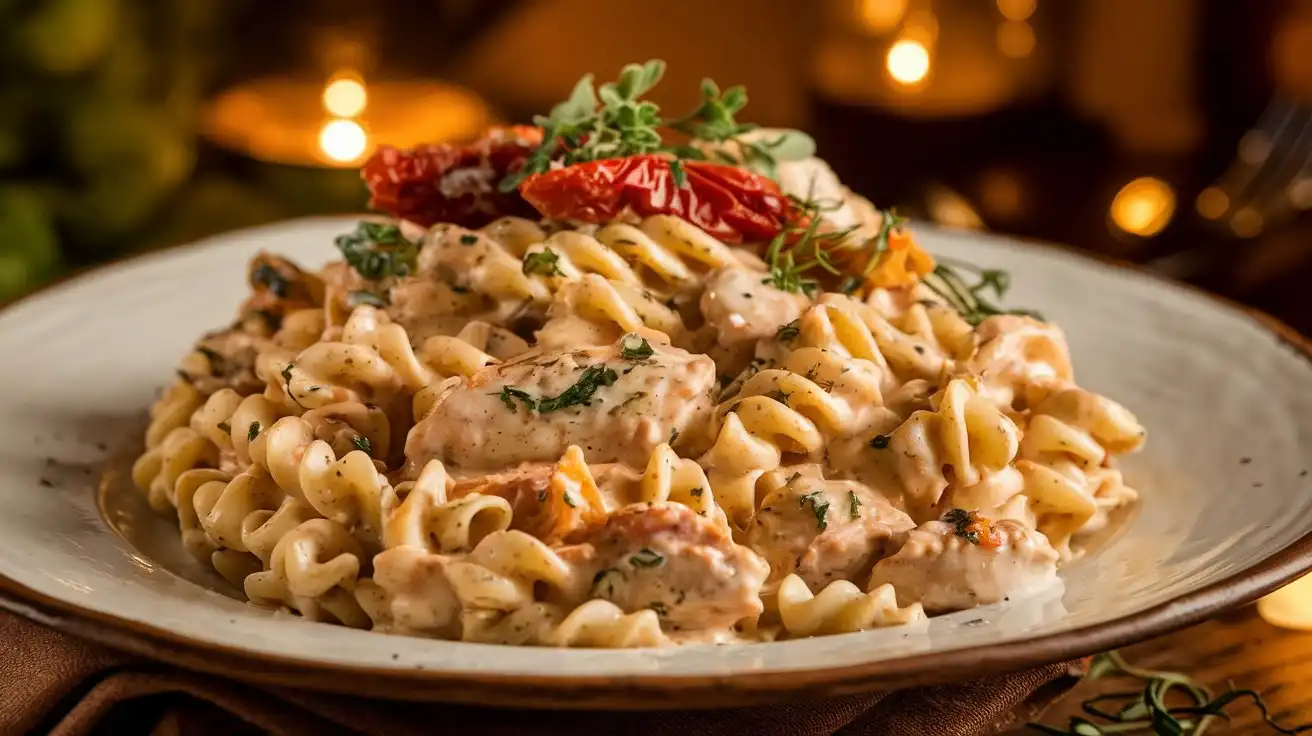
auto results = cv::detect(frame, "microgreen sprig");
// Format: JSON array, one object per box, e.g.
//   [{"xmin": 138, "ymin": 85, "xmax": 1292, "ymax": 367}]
[{"xmin": 498, "ymin": 59, "xmax": 799, "ymax": 191}]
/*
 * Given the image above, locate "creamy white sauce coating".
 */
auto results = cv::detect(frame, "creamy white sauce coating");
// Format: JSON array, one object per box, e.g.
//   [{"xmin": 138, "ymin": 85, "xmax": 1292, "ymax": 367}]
[{"xmin": 136, "ymin": 151, "xmax": 1144, "ymax": 648}]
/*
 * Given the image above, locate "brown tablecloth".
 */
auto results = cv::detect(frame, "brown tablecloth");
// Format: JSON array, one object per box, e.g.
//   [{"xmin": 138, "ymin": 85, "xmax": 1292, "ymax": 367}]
[{"xmin": 0, "ymin": 611, "xmax": 1085, "ymax": 736}]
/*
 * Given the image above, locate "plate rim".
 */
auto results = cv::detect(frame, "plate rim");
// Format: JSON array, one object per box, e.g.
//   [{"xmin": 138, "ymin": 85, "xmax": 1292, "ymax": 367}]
[{"xmin": 2, "ymin": 219, "xmax": 1311, "ymax": 708}]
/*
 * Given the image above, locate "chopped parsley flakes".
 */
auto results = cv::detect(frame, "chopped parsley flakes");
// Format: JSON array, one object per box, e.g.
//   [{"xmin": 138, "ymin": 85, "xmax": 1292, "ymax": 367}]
[
  {"xmin": 247, "ymin": 421, "xmax": 261, "ymax": 442},
  {"xmin": 522, "ymin": 248, "xmax": 564, "ymax": 276},
  {"xmin": 629, "ymin": 548, "xmax": 665, "ymax": 568},
  {"xmin": 800, "ymin": 491, "xmax": 830, "ymax": 531},
  {"xmin": 352, "ymin": 435, "xmax": 373, "ymax": 456},
  {"xmin": 620, "ymin": 333, "xmax": 654, "ymax": 360},
  {"xmin": 848, "ymin": 490, "xmax": 861, "ymax": 520},
  {"xmin": 334, "ymin": 221, "xmax": 418, "ymax": 281}
]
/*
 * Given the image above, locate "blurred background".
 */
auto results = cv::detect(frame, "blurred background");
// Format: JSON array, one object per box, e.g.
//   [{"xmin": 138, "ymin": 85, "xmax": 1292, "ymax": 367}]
[{"xmin": 2, "ymin": 0, "xmax": 1311, "ymax": 332}]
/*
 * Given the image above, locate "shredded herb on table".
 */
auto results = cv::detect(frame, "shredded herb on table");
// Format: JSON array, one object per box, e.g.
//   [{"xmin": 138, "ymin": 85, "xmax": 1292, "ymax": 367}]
[{"xmin": 1029, "ymin": 651, "xmax": 1312, "ymax": 735}]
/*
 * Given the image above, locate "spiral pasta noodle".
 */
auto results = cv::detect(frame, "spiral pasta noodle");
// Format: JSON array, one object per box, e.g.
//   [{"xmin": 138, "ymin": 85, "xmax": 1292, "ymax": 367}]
[{"xmin": 132, "ymin": 156, "xmax": 1146, "ymax": 649}]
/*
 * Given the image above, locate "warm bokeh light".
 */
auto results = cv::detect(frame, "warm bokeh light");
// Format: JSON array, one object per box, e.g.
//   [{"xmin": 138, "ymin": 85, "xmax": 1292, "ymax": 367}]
[
  {"xmin": 886, "ymin": 39, "xmax": 931, "ymax": 85},
  {"xmin": 318, "ymin": 118, "xmax": 368, "ymax": 163},
  {"xmin": 1239, "ymin": 131, "xmax": 1272, "ymax": 165},
  {"xmin": 1195, "ymin": 186, "xmax": 1230, "ymax": 219},
  {"xmin": 1109, "ymin": 177, "xmax": 1176, "ymax": 237},
  {"xmin": 997, "ymin": 20, "xmax": 1036, "ymax": 58},
  {"xmin": 857, "ymin": 0, "xmax": 906, "ymax": 33},
  {"xmin": 926, "ymin": 186, "xmax": 985, "ymax": 230},
  {"xmin": 1259, "ymin": 574, "xmax": 1312, "ymax": 630},
  {"xmin": 1290, "ymin": 178, "xmax": 1312, "ymax": 210},
  {"xmin": 323, "ymin": 76, "xmax": 368, "ymax": 118},
  {"xmin": 1230, "ymin": 206, "xmax": 1264, "ymax": 238},
  {"xmin": 996, "ymin": 0, "xmax": 1037, "ymax": 22}
]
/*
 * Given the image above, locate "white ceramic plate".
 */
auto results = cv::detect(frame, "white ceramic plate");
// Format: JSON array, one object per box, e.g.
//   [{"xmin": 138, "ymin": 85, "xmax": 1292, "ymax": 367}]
[{"xmin": 1, "ymin": 217, "xmax": 1309, "ymax": 708}]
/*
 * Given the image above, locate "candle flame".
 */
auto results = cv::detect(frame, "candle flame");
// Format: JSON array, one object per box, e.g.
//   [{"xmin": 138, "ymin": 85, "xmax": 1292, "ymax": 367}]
[
  {"xmin": 886, "ymin": 39, "xmax": 930, "ymax": 86},
  {"xmin": 324, "ymin": 76, "xmax": 368, "ymax": 118},
  {"xmin": 319, "ymin": 119, "xmax": 368, "ymax": 163}
]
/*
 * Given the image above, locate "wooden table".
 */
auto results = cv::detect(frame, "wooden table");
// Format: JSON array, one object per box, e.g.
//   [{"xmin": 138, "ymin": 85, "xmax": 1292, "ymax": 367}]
[{"xmin": 1013, "ymin": 606, "xmax": 1312, "ymax": 734}]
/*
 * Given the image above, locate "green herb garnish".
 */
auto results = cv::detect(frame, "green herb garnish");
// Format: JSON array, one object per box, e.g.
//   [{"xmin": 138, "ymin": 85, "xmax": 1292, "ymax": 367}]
[
  {"xmin": 280, "ymin": 363, "xmax": 303, "ymax": 408},
  {"xmin": 495, "ymin": 386, "xmax": 537, "ymax": 414},
  {"xmin": 775, "ymin": 319, "xmax": 800, "ymax": 342},
  {"xmin": 247, "ymin": 422, "xmax": 261, "ymax": 442},
  {"xmin": 334, "ymin": 221, "xmax": 419, "ymax": 281},
  {"xmin": 459, "ymin": 233, "xmax": 479, "ymax": 246},
  {"xmin": 629, "ymin": 548, "xmax": 665, "ymax": 568},
  {"xmin": 690, "ymin": 487, "xmax": 704, "ymax": 497},
  {"xmin": 869, "ymin": 434, "xmax": 891, "ymax": 449},
  {"xmin": 620, "ymin": 333, "xmax": 654, "ymax": 360},
  {"xmin": 849, "ymin": 490, "xmax": 861, "ymax": 520},
  {"xmin": 348, "ymin": 290, "xmax": 389, "ymax": 308},
  {"xmin": 498, "ymin": 59, "xmax": 797, "ymax": 192},
  {"xmin": 1029, "ymin": 651, "xmax": 1312, "ymax": 735},
  {"xmin": 497, "ymin": 365, "xmax": 619, "ymax": 415},
  {"xmin": 537, "ymin": 365, "xmax": 618, "ymax": 413},
  {"xmin": 943, "ymin": 508, "xmax": 981, "ymax": 545},
  {"xmin": 648, "ymin": 601, "xmax": 669, "ymax": 617},
  {"xmin": 922, "ymin": 257, "xmax": 1043, "ymax": 327},
  {"xmin": 522, "ymin": 248, "xmax": 564, "ymax": 277},
  {"xmin": 669, "ymin": 427, "xmax": 680, "ymax": 445},
  {"xmin": 252, "ymin": 263, "xmax": 289, "ymax": 297},
  {"xmin": 800, "ymin": 491, "xmax": 830, "ymax": 531},
  {"xmin": 761, "ymin": 196, "xmax": 855, "ymax": 296},
  {"xmin": 352, "ymin": 435, "xmax": 372, "ymax": 456},
  {"xmin": 563, "ymin": 492, "xmax": 577, "ymax": 508}
]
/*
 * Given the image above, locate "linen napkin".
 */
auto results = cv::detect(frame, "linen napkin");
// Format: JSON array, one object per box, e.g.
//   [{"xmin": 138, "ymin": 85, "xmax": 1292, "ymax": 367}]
[{"xmin": 0, "ymin": 611, "xmax": 1085, "ymax": 736}]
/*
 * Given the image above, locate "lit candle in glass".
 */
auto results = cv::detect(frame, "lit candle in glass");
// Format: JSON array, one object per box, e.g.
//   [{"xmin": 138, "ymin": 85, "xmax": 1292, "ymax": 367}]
[{"xmin": 200, "ymin": 72, "xmax": 496, "ymax": 168}]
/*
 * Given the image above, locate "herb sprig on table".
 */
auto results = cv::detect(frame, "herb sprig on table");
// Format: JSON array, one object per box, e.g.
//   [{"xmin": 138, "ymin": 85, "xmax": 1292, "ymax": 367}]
[{"xmin": 1029, "ymin": 651, "xmax": 1312, "ymax": 735}]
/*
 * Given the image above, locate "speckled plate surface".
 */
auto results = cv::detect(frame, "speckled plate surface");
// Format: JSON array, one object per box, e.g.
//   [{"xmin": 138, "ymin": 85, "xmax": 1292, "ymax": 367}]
[{"xmin": 0, "ymin": 217, "xmax": 1309, "ymax": 708}]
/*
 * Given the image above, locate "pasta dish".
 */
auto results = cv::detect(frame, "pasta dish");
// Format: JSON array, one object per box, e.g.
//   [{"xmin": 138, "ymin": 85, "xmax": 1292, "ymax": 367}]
[{"xmin": 131, "ymin": 61, "xmax": 1145, "ymax": 647}]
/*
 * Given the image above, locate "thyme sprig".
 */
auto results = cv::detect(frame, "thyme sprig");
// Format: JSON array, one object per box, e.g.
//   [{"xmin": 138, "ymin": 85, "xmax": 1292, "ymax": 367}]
[
  {"xmin": 922, "ymin": 256, "xmax": 1043, "ymax": 327},
  {"xmin": 761, "ymin": 195, "xmax": 854, "ymax": 296},
  {"xmin": 1029, "ymin": 652, "xmax": 1312, "ymax": 735},
  {"xmin": 499, "ymin": 59, "xmax": 798, "ymax": 191}
]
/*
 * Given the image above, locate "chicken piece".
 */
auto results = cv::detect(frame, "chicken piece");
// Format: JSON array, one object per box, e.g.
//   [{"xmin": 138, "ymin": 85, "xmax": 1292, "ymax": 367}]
[
  {"xmin": 451, "ymin": 460, "xmax": 640, "ymax": 543},
  {"xmin": 747, "ymin": 469, "xmax": 914, "ymax": 589},
  {"xmin": 564, "ymin": 502, "xmax": 769, "ymax": 631},
  {"xmin": 405, "ymin": 335, "xmax": 717, "ymax": 472},
  {"xmin": 239, "ymin": 252, "xmax": 324, "ymax": 322},
  {"xmin": 699, "ymin": 267, "xmax": 809, "ymax": 348},
  {"xmin": 868, "ymin": 517, "xmax": 1059, "ymax": 613},
  {"xmin": 178, "ymin": 325, "xmax": 271, "ymax": 395}
]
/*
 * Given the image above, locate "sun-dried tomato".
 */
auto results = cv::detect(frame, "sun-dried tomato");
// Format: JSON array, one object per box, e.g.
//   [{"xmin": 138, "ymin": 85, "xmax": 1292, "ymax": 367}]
[
  {"xmin": 362, "ymin": 126, "xmax": 543, "ymax": 228},
  {"xmin": 518, "ymin": 155, "xmax": 796, "ymax": 243}
]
